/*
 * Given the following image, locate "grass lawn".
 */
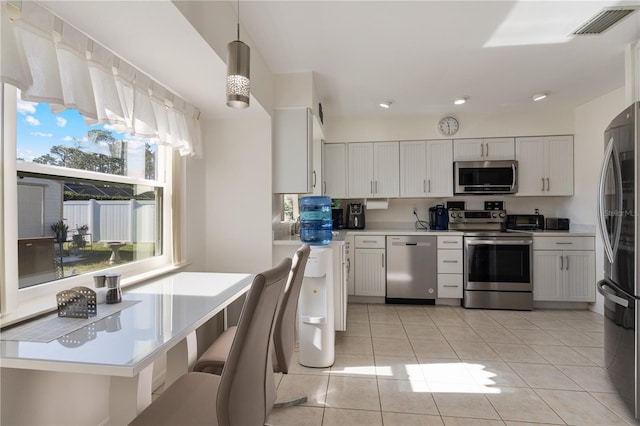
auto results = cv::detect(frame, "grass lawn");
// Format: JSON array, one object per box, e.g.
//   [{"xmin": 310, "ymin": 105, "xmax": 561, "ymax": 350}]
[{"xmin": 62, "ymin": 242, "xmax": 156, "ymax": 275}]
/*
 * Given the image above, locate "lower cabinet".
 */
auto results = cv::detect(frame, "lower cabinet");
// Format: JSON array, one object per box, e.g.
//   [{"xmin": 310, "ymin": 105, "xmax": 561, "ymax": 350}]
[
  {"xmin": 533, "ymin": 236, "xmax": 595, "ymax": 302},
  {"xmin": 354, "ymin": 236, "xmax": 386, "ymax": 297},
  {"xmin": 437, "ymin": 235, "xmax": 463, "ymax": 299}
]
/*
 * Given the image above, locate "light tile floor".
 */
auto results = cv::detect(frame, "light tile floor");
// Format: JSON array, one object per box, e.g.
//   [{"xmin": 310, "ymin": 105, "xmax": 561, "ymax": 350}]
[{"xmin": 266, "ymin": 303, "xmax": 640, "ymax": 426}]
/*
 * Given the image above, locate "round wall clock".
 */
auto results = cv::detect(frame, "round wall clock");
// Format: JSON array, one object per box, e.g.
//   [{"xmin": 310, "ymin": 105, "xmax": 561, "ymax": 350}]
[{"xmin": 438, "ymin": 116, "xmax": 459, "ymax": 136}]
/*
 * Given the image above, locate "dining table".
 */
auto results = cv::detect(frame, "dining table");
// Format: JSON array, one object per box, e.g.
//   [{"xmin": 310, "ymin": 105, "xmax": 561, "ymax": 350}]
[{"xmin": 0, "ymin": 271, "xmax": 254, "ymax": 425}]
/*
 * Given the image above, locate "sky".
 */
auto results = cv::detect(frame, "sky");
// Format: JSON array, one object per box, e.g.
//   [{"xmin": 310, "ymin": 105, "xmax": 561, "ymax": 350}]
[{"xmin": 16, "ymin": 96, "xmax": 154, "ymax": 179}]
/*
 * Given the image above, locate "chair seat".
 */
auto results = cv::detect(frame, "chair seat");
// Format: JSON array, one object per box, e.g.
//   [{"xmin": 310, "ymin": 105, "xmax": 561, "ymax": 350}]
[
  {"xmin": 193, "ymin": 326, "xmax": 237, "ymax": 374},
  {"xmin": 129, "ymin": 372, "xmax": 221, "ymax": 426}
]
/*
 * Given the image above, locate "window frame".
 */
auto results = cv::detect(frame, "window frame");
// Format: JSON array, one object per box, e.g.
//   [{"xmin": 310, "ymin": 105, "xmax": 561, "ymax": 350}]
[{"xmin": 1, "ymin": 84, "xmax": 179, "ymax": 323}]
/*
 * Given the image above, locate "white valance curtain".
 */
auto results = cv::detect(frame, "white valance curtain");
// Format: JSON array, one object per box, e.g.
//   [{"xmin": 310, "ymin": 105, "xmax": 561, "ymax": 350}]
[{"xmin": 1, "ymin": 1, "xmax": 202, "ymax": 157}]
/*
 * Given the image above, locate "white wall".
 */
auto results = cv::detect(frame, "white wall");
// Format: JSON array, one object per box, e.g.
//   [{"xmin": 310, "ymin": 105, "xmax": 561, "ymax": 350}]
[
  {"xmin": 203, "ymin": 116, "xmax": 273, "ymax": 273},
  {"xmin": 567, "ymin": 87, "xmax": 627, "ymax": 314}
]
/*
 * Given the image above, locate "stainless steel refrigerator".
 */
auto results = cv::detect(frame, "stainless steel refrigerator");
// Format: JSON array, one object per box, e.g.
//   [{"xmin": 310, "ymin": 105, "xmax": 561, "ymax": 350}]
[{"xmin": 597, "ymin": 101, "xmax": 639, "ymax": 419}]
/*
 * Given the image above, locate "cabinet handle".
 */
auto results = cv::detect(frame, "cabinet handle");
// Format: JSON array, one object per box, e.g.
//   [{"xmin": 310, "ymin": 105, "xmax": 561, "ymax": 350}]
[
  {"xmin": 442, "ymin": 241, "xmax": 457, "ymax": 244},
  {"xmin": 546, "ymin": 177, "xmax": 550, "ymax": 192},
  {"xmin": 555, "ymin": 242, "xmax": 573, "ymax": 245},
  {"xmin": 323, "ymin": 181, "xmax": 326, "ymax": 194},
  {"xmin": 382, "ymin": 253, "xmax": 385, "ymax": 268},
  {"xmin": 485, "ymin": 143, "xmax": 489, "ymax": 157},
  {"xmin": 443, "ymin": 260, "xmax": 458, "ymax": 263},
  {"xmin": 25, "ymin": 243, "xmax": 33, "ymax": 247},
  {"xmin": 362, "ymin": 240, "xmax": 378, "ymax": 243},
  {"xmin": 443, "ymin": 284, "xmax": 459, "ymax": 288},
  {"xmin": 481, "ymin": 144, "xmax": 485, "ymax": 157},
  {"xmin": 423, "ymin": 179, "xmax": 426, "ymax": 193},
  {"xmin": 428, "ymin": 179, "xmax": 431, "ymax": 193},
  {"xmin": 560, "ymin": 255, "xmax": 564, "ymax": 270},
  {"xmin": 312, "ymin": 170, "xmax": 317, "ymax": 188},
  {"xmin": 371, "ymin": 181, "xmax": 374, "ymax": 194},
  {"xmin": 565, "ymin": 255, "xmax": 569, "ymax": 270},
  {"xmin": 541, "ymin": 178, "xmax": 545, "ymax": 191},
  {"xmin": 375, "ymin": 181, "xmax": 378, "ymax": 194},
  {"xmin": 346, "ymin": 258, "xmax": 350, "ymax": 273}
]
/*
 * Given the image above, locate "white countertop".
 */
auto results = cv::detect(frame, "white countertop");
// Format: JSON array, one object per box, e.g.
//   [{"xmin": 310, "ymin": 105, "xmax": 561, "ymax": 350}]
[{"xmin": 0, "ymin": 272, "xmax": 253, "ymax": 377}]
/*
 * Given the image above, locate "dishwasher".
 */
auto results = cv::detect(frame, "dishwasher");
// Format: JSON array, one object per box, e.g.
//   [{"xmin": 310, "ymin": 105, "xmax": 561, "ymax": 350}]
[{"xmin": 385, "ymin": 235, "xmax": 437, "ymax": 304}]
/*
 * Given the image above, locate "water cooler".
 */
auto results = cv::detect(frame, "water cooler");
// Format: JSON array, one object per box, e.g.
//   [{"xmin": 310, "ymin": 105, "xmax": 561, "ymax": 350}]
[{"xmin": 298, "ymin": 246, "xmax": 335, "ymax": 367}]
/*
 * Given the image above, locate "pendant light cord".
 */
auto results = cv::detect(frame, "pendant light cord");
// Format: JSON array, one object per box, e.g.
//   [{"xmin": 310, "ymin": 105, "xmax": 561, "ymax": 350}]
[{"xmin": 236, "ymin": 0, "xmax": 240, "ymax": 41}]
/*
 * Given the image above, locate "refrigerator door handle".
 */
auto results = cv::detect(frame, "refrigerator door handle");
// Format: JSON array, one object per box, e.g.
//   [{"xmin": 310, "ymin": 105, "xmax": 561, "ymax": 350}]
[
  {"xmin": 597, "ymin": 137, "xmax": 620, "ymax": 264},
  {"xmin": 597, "ymin": 279, "xmax": 629, "ymax": 308}
]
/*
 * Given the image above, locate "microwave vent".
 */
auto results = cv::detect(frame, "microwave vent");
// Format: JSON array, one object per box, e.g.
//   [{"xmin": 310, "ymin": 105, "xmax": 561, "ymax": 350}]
[{"xmin": 572, "ymin": 7, "xmax": 639, "ymax": 35}]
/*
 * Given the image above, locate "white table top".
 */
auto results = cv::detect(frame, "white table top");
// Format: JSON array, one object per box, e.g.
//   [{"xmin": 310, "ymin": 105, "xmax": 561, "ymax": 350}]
[{"xmin": 0, "ymin": 272, "xmax": 253, "ymax": 377}]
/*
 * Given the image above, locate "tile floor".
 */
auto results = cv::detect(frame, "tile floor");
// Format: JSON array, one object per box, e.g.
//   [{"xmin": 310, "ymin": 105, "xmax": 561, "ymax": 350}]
[{"xmin": 266, "ymin": 303, "xmax": 640, "ymax": 426}]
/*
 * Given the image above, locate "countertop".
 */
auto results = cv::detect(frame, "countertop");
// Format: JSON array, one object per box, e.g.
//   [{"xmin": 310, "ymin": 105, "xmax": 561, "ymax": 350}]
[{"xmin": 273, "ymin": 228, "xmax": 594, "ymax": 245}]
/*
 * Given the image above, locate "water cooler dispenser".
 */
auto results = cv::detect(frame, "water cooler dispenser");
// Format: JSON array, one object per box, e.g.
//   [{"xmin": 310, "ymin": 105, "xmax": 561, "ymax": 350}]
[{"xmin": 298, "ymin": 246, "xmax": 335, "ymax": 367}]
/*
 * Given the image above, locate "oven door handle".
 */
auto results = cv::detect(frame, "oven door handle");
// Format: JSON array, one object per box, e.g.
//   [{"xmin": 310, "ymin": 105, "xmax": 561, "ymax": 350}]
[
  {"xmin": 465, "ymin": 239, "xmax": 532, "ymax": 246},
  {"xmin": 597, "ymin": 279, "xmax": 629, "ymax": 308},
  {"xmin": 511, "ymin": 163, "xmax": 516, "ymax": 191}
]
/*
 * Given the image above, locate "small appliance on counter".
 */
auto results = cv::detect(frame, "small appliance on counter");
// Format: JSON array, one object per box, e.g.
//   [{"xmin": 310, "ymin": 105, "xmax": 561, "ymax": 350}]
[
  {"xmin": 429, "ymin": 204, "xmax": 449, "ymax": 230},
  {"xmin": 545, "ymin": 217, "xmax": 570, "ymax": 230},
  {"xmin": 505, "ymin": 214, "xmax": 545, "ymax": 231},
  {"xmin": 346, "ymin": 203, "xmax": 365, "ymax": 229},
  {"xmin": 331, "ymin": 208, "xmax": 344, "ymax": 230}
]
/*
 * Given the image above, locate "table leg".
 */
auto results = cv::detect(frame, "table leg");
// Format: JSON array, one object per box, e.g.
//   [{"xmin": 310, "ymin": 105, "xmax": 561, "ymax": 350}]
[
  {"xmin": 109, "ymin": 363, "xmax": 153, "ymax": 425},
  {"xmin": 165, "ymin": 331, "xmax": 198, "ymax": 388}
]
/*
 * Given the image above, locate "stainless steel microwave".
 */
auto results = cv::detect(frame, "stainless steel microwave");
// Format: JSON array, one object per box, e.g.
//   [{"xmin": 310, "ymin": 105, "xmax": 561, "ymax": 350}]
[{"xmin": 454, "ymin": 160, "xmax": 517, "ymax": 195}]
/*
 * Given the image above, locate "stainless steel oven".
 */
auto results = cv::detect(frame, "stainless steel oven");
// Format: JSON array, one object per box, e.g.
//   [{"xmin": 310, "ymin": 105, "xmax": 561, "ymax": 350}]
[{"xmin": 463, "ymin": 233, "xmax": 533, "ymax": 310}]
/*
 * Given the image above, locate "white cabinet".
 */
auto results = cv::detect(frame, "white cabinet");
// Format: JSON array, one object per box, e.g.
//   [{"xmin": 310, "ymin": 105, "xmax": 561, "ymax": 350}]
[
  {"xmin": 273, "ymin": 107, "xmax": 313, "ymax": 194},
  {"xmin": 353, "ymin": 235, "xmax": 386, "ymax": 297},
  {"xmin": 323, "ymin": 143, "xmax": 347, "ymax": 198},
  {"xmin": 348, "ymin": 142, "xmax": 399, "ymax": 198},
  {"xmin": 533, "ymin": 236, "xmax": 595, "ymax": 302},
  {"xmin": 516, "ymin": 136, "xmax": 574, "ymax": 196},
  {"xmin": 400, "ymin": 139, "xmax": 453, "ymax": 198},
  {"xmin": 453, "ymin": 138, "xmax": 515, "ymax": 161},
  {"xmin": 437, "ymin": 235, "xmax": 463, "ymax": 299}
]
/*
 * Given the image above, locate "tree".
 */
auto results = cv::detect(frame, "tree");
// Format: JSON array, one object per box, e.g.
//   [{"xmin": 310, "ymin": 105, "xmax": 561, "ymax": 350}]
[
  {"xmin": 88, "ymin": 129, "xmax": 127, "ymax": 173},
  {"xmin": 33, "ymin": 145, "xmax": 125, "ymax": 175}
]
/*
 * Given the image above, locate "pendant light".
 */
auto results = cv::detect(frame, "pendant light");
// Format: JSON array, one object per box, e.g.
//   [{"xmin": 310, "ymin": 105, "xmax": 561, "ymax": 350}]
[{"xmin": 226, "ymin": 0, "xmax": 250, "ymax": 109}]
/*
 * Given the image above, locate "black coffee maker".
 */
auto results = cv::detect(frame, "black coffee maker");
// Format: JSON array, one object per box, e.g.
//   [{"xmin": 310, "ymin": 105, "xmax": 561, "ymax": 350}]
[
  {"xmin": 331, "ymin": 208, "xmax": 344, "ymax": 230},
  {"xmin": 429, "ymin": 204, "xmax": 449, "ymax": 230},
  {"xmin": 346, "ymin": 203, "xmax": 365, "ymax": 229}
]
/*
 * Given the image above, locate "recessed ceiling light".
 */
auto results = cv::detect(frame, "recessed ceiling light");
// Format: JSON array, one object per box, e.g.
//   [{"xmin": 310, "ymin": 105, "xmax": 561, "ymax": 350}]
[
  {"xmin": 454, "ymin": 97, "xmax": 468, "ymax": 105},
  {"xmin": 532, "ymin": 92, "xmax": 549, "ymax": 101},
  {"xmin": 379, "ymin": 100, "xmax": 393, "ymax": 109}
]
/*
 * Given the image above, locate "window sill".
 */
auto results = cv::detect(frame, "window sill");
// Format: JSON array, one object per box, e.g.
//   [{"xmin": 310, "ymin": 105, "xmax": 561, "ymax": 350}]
[{"xmin": 0, "ymin": 263, "xmax": 189, "ymax": 328}]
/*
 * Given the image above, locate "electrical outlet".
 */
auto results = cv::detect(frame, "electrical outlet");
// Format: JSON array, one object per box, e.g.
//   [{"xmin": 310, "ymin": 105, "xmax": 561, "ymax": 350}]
[{"xmin": 412, "ymin": 205, "xmax": 417, "ymax": 215}]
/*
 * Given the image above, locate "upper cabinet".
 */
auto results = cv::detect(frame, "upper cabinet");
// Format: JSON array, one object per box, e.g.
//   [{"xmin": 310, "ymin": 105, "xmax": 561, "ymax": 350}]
[
  {"xmin": 273, "ymin": 107, "xmax": 313, "ymax": 194},
  {"xmin": 348, "ymin": 142, "xmax": 399, "ymax": 198},
  {"xmin": 323, "ymin": 143, "xmax": 347, "ymax": 198},
  {"xmin": 516, "ymin": 136, "xmax": 574, "ymax": 196},
  {"xmin": 453, "ymin": 137, "xmax": 515, "ymax": 161},
  {"xmin": 400, "ymin": 139, "xmax": 453, "ymax": 198}
]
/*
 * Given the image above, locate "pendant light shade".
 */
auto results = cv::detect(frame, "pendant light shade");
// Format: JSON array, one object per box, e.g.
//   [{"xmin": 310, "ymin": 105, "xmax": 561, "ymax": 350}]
[{"xmin": 226, "ymin": 39, "xmax": 250, "ymax": 108}]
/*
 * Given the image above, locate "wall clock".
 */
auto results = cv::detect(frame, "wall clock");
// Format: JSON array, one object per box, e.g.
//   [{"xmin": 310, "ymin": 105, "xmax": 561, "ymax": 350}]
[{"xmin": 438, "ymin": 116, "xmax": 459, "ymax": 136}]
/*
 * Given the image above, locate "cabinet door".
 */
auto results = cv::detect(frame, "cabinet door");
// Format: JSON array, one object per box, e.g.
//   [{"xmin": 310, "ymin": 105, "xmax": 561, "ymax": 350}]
[
  {"xmin": 484, "ymin": 138, "xmax": 515, "ymax": 160},
  {"xmin": 354, "ymin": 248, "xmax": 386, "ymax": 296},
  {"xmin": 273, "ymin": 107, "xmax": 312, "ymax": 193},
  {"xmin": 400, "ymin": 141, "xmax": 427, "ymax": 197},
  {"xmin": 373, "ymin": 142, "xmax": 399, "ymax": 197},
  {"xmin": 426, "ymin": 139, "xmax": 453, "ymax": 197},
  {"xmin": 533, "ymin": 250, "xmax": 563, "ymax": 301},
  {"xmin": 516, "ymin": 137, "xmax": 546, "ymax": 196},
  {"xmin": 453, "ymin": 139, "xmax": 483, "ymax": 161},
  {"xmin": 564, "ymin": 251, "xmax": 595, "ymax": 302},
  {"xmin": 348, "ymin": 143, "xmax": 374, "ymax": 198},
  {"xmin": 323, "ymin": 143, "xmax": 347, "ymax": 198},
  {"xmin": 312, "ymin": 138, "xmax": 323, "ymax": 196},
  {"xmin": 546, "ymin": 136, "xmax": 574, "ymax": 196}
]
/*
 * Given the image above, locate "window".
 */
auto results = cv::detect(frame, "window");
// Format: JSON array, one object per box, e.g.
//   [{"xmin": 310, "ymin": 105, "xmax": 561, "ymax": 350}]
[{"xmin": 3, "ymin": 85, "xmax": 174, "ymax": 316}]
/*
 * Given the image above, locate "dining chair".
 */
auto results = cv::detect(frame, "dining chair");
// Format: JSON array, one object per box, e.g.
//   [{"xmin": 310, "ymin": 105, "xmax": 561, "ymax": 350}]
[
  {"xmin": 128, "ymin": 258, "xmax": 291, "ymax": 426},
  {"xmin": 193, "ymin": 244, "xmax": 311, "ymax": 407}
]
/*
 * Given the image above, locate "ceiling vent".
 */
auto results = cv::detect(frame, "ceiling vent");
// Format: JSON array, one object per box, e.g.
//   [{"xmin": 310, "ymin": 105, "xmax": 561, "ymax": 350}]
[{"xmin": 572, "ymin": 7, "xmax": 639, "ymax": 35}]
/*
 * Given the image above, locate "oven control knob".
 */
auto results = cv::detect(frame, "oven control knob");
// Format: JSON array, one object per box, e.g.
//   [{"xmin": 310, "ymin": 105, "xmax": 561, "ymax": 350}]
[
  {"xmin": 450, "ymin": 212, "xmax": 456, "ymax": 218},
  {"xmin": 499, "ymin": 212, "xmax": 506, "ymax": 218},
  {"xmin": 457, "ymin": 212, "xmax": 463, "ymax": 218},
  {"xmin": 492, "ymin": 212, "xmax": 498, "ymax": 218}
]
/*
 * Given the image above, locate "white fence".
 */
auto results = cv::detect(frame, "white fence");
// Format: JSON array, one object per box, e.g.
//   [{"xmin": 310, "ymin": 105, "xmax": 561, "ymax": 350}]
[{"xmin": 64, "ymin": 199, "xmax": 156, "ymax": 243}]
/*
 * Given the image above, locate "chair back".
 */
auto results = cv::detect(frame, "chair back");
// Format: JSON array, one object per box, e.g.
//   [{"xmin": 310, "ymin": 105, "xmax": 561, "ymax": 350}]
[
  {"xmin": 273, "ymin": 244, "xmax": 311, "ymax": 373},
  {"xmin": 216, "ymin": 258, "xmax": 291, "ymax": 426}
]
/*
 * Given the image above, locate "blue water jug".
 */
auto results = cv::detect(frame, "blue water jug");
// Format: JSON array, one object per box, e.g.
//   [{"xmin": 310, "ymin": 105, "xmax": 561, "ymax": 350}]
[{"xmin": 299, "ymin": 196, "xmax": 333, "ymax": 245}]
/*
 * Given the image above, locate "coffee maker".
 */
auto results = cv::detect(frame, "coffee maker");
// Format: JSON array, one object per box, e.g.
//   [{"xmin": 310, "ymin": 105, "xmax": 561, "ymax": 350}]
[
  {"xmin": 346, "ymin": 203, "xmax": 365, "ymax": 229},
  {"xmin": 429, "ymin": 204, "xmax": 449, "ymax": 230}
]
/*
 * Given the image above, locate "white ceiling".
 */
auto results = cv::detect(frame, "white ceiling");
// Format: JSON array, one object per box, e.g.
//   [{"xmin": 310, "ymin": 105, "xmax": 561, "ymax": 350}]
[{"xmin": 44, "ymin": 1, "xmax": 640, "ymax": 120}]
